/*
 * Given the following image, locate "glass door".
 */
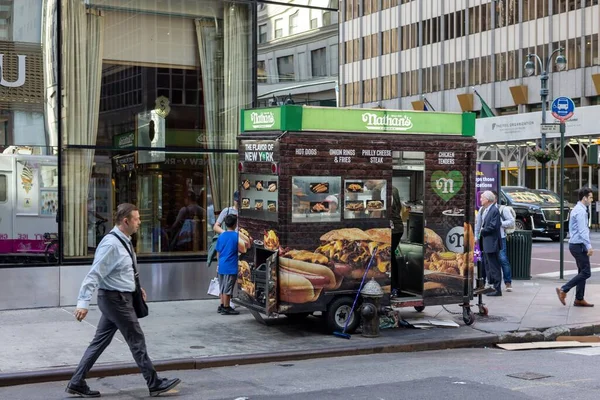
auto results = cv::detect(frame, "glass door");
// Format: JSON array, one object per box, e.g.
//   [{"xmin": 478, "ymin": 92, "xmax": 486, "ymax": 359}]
[{"xmin": 137, "ymin": 171, "xmax": 163, "ymax": 253}]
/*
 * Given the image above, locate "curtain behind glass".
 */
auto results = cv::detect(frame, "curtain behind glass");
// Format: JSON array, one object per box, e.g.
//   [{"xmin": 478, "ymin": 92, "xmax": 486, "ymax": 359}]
[
  {"xmin": 195, "ymin": 19, "xmax": 226, "ymax": 210},
  {"xmin": 62, "ymin": 1, "xmax": 104, "ymax": 256},
  {"xmin": 222, "ymin": 3, "xmax": 249, "ymax": 210}
]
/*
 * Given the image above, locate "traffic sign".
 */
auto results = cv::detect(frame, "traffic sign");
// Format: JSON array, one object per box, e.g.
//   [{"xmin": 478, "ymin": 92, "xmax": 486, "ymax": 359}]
[
  {"xmin": 540, "ymin": 123, "xmax": 561, "ymax": 134},
  {"xmin": 551, "ymin": 96, "xmax": 575, "ymax": 122}
]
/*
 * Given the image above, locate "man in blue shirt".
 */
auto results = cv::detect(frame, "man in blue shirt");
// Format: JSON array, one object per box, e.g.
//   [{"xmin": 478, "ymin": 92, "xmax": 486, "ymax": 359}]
[
  {"xmin": 216, "ymin": 214, "xmax": 240, "ymax": 315},
  {"xmin": 67, "ymin": 203, "xmax": 180, "ymax": 398},
  {"xmin": 557, "ymin": 188, "xmax": 594, "ymax": 307}
]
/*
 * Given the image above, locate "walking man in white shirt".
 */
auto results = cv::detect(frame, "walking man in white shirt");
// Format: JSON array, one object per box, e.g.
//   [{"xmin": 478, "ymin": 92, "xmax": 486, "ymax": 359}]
[
  {"xmin": 556, "ymin": 188, "xmax": 594, "ymax": 307},
  {"xmin": 66, "ymin": 203, "xmax": 180, "ymax": 398}
]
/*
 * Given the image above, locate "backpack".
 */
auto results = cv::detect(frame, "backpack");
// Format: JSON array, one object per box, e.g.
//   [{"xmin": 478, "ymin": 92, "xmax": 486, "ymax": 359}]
[{"xmin": 500, "ymin": 205, "xmax": 517, "ymax": 234}]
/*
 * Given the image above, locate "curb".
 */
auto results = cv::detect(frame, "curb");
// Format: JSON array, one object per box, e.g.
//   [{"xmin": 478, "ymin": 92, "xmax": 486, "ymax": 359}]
[{"xmin": 0, "ymin": 334, "xmax": 498, "ymax": 388}]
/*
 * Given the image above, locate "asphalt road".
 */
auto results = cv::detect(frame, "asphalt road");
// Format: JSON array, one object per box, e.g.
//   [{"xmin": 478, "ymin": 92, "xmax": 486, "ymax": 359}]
[
  {"xmin": 530, "ymin": 231, "xmax": 600, "ymax": 276},
  {"xmin": 3, "ymin": 347, "xmax": 600, "ymax": 400}
]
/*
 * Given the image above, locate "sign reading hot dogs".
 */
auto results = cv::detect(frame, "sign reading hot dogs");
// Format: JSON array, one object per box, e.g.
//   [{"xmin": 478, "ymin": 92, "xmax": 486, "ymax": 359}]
[{"xmin": 242, "ymin": 140, "xmax": 279, "ymax": 163}]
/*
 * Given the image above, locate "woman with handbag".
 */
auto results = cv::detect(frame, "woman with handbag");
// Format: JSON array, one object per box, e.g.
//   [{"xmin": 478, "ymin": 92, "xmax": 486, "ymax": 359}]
[{"xmin": 67, "ymin": 203, "xmax": 180, "ymax": 398}]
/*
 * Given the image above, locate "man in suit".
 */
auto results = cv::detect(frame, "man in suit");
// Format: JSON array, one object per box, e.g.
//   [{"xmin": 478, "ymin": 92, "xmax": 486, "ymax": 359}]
[{"xmin": 479, "ymin": 191, "xmax": 503, "ymax": 296}]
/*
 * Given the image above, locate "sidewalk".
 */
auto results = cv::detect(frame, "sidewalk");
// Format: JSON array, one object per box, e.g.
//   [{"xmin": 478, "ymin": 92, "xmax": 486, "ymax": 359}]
[{"xmin": 0, "ymin": 275, "xmax": 599, "ymax": 387}]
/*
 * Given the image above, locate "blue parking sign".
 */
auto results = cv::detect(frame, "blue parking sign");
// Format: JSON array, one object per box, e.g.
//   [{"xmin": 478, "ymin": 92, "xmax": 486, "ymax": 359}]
[{"xmin": 551, "ymin": 97, "xmax": 575, "ymax": 122}]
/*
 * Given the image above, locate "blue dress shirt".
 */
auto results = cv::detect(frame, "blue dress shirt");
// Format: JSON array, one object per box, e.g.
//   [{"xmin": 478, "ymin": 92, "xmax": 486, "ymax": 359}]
[
  {"xmin": 568, "ymin": 202, "xmax": 591, "ymax": 250},
  {"xmin": 76, "ymin": 227, "xmax": 136, "ymax": 309}
]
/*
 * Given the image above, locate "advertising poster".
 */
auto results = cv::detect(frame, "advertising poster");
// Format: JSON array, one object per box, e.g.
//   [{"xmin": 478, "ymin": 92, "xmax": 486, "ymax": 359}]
[
  {"xmin": 475, "ymin": 161, "xmax": 501, "ymax": 209},
  {"xmin": 16, "ymin": 160, "xmax": 39, "ymax": 215},
  {"xmin": 40, "ymin": 190, "xmax": 58, "ymax": 216},
  {"xmin": 422, "ymin": 151, "xmax": 475, "ymax": 304},
  {"xmin": 237, "ymin": 139, "xmax": 392, "ymax": 316}
]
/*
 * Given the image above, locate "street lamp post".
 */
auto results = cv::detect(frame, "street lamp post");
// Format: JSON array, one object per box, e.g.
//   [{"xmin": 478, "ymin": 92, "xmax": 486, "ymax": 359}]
[{"xmin": 524, "ymin": 48, "xmax": 567, "ymax": 189}]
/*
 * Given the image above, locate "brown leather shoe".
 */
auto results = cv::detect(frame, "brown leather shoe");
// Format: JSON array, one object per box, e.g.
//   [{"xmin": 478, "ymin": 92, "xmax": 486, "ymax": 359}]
[
  {"xmin": 556, "ymin": 288, "xmax": 566, "ymax": 306},
  {"xmin": 574, "ymin": 299, "xmax": 594, "ymax": 307}
]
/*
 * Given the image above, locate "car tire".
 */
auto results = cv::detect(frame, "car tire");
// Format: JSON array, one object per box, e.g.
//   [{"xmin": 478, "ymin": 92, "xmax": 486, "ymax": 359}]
[{"xmin": 514, "ymin": 219, "xmax": 527, "ymax": 231}]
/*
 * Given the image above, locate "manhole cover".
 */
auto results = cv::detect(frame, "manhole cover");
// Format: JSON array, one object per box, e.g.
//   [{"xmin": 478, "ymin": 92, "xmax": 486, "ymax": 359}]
[
  {"xmin": 190, "ymin": 345, "xmax": 205, "ymax": 350},
  {"xmin": 507, "ymin": 372, "xmax": 552, "ymax": 381}
]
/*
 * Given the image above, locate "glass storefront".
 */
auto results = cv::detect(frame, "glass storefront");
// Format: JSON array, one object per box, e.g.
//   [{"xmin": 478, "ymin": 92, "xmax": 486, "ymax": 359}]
[{"xmin": 0, "ymin": 0, "xmax": 339, "ymax": 266}]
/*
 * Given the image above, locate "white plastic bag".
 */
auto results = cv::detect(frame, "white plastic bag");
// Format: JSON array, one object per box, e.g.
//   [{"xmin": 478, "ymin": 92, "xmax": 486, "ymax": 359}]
[{"xmin": 207, "ymin": 277, "xmax": 220, "ymax": 297}]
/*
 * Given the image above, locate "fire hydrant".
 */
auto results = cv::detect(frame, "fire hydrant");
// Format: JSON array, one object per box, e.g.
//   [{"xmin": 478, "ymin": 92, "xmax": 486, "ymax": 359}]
[{"xmin": 360, "ymin": 278, "xmax": 384, "ymax": 337}]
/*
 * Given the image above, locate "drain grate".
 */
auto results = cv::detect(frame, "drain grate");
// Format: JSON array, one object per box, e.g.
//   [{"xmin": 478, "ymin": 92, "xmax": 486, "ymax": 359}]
[
  {"xmin": 507, "ymin": 372, "xmax": 552, "ymax": 381},
  {"xmin": 190, "ymin": 345, "xmax": 205, "ymax": 349}
]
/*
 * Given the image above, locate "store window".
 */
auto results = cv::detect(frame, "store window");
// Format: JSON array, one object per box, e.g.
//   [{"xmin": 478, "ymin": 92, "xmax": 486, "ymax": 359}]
[
  {"xmin": 60, "ymin": 1, "xmax": 251, "ymax": 259},
  {"xmin": 257, "ymin": 60, "xmax": 267, "ymax": 83},
  {"xmin": 259, "ymin": 24, "xmax": 267, "ymax": 43},
  {"xmin": 289, "ymin": 11, "xmax": 299, "ymax": 35},
  {"xmin": 585, "ymin": 34, "xmax": 599, "ymax": 66},
  {"xmin": 275, "ymin": 18, "xmax": 283, "ymax": 38},
  {"xmin": 277, "ymin": 55, "xmax": 295, "ymax": 81},
  {"xmin": 311, "ymin": 47, "xmax": 327, "ymax": 77}
]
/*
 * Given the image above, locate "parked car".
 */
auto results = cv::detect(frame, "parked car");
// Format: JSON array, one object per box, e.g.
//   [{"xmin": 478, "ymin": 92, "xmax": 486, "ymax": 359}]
[
  {"xmin": 533, "ymin": 189, "xmax": 573, "ymax": 209},
  {"xmin": 499, "ymin": 186, "xmax": 570, "ymax": 242}
]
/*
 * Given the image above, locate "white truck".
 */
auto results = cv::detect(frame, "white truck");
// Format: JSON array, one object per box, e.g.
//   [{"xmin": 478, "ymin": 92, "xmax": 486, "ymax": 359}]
[{"xmin": 0, "ymin": 153, "xmax": 59, "ymax": 261}]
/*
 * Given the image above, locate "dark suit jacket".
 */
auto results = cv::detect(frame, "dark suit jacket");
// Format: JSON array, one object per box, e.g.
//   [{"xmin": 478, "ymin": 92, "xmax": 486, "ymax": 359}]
[{"xmin": 480, "ymin": 205, "xmax": 502, "ymax": 254}]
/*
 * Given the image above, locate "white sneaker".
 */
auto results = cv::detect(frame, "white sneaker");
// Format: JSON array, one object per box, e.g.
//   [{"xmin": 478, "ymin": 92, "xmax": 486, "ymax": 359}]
[{"xmin": 505, "ymin": 283, "xmax": 513, "ymax": 292}]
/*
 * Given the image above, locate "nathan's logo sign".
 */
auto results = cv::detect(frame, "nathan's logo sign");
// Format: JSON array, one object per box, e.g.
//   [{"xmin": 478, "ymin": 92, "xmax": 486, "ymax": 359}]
[
  {"xmin": 118, "ymin": 133, "xmax": 134, "ymax": 148},
  {"xmin": 0, "ymin": 54, "xmax": 26, "ymax": 88},
  {"xmin": 361, "ymin": 112, "xmax": 414, "ymax": 131},
  {"xmin": 250, "ymin": 112, "xmax": 276, "ymax": 129}
]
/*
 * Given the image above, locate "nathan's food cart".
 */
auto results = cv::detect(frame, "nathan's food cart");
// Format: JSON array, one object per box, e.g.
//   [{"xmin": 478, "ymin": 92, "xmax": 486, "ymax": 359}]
[{"xmin": 235, "ymin": 105, "xmax": 478, "ymax": 333}]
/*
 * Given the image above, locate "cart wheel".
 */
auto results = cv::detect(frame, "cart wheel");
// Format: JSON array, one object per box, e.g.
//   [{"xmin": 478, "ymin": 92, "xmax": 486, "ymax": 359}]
[
  {"xmin": 414, "ymin": 306, "xmax": 425, "ymax": 312},
  {"xmin": 463, "ymin": 307, "xmax": 475, "ymax": 325},
  {"xmin": 326, "ymin": 297, "xmax": 360, "ymax": 334},
  {"xmin": 478, "ymin": 305, "xmax": 489, "ymax": 316}
]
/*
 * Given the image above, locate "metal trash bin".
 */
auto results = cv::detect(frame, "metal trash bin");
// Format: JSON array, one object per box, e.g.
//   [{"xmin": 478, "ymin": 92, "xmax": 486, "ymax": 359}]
[{"xmin": 506, "ymin": 230, "xmax": 532, "ymax": 280}]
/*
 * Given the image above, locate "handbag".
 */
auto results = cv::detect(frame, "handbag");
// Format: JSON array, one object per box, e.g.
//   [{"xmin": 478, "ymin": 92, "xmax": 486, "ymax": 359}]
[
  {"xmin": 109, "ymin": 232, "xmax": 149, "ymax": 319},
  {"xmin": 207, "ymin": 277, "xmax": 220, "ymax": 297}
]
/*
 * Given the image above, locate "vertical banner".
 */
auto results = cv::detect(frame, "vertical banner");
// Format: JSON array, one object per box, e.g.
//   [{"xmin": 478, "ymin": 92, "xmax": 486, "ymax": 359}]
[{"xmin": 475, "ymin": 161, "xmax": 501, "ymax": 209}]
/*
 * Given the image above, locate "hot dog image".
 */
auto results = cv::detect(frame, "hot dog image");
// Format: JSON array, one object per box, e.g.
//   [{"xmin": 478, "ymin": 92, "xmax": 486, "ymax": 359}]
[{"xmin": 279, "ymin": 256, "xmax": 338, "ymax": 303}]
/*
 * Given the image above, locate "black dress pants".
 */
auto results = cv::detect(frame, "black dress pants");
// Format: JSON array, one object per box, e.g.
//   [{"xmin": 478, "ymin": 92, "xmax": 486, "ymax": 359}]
[{"xmin": 69, "ymin": 290, "xmax": 159, "ymax": 388}]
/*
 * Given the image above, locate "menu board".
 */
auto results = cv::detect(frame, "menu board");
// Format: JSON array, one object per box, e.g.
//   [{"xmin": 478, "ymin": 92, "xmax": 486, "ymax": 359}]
[
  {"xmin": 291, "ymin": 176, "xmax": 341, "ymax": 223},
  {"xmin": 343, "ymin": 179, "xmax": 387, "ymax": 219},
  {"xmin": 240, "ymin": 173, "xmax": 278, "ymax": 221}
]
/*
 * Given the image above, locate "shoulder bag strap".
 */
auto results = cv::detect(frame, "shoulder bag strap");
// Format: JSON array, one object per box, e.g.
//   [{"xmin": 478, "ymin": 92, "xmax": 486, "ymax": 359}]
[{"xmin": 110, "ymin": 232, "xmax": 141, "ymax": 287}]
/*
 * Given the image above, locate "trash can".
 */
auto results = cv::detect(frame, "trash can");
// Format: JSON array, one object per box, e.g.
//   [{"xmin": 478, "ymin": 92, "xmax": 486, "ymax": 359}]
[{"xmin": 506, "ymin": 230, "xmax": 532, "ymax": 280}]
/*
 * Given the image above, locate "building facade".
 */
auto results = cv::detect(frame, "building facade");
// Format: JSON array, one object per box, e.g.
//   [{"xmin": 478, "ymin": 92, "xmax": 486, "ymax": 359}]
[
  {"xmin": 0, "ymin": 0, "xmax": 338, "ymax": 310},
  {"xmin": 256, "ymin": 0, "xmax": 339, "ymax": 107},
  {"xmin": 339, "ymin": 0, "xmax": 600, "ymax": 201}
]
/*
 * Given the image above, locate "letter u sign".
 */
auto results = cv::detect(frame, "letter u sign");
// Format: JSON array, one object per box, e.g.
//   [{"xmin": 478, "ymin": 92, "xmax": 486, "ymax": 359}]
[{"xmin": 0, "ymin": 54, "xmax": 27, "ymax": 88}]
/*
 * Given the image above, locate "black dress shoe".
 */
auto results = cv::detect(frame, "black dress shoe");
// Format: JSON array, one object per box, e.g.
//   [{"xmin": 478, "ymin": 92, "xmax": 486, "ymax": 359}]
[
  {"xmin": 486, "ymin": 291, "xmax": 502, "ymax": 297},
  {"xmin": 65, "ymin": 382, "xmax": 101, "ymax": 398},
  {"xmin": 149, "ymin": 378, "xmax": 181, "ymax": 397}
]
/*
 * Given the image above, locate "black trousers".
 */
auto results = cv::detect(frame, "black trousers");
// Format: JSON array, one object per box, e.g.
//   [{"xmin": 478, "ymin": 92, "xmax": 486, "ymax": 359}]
[
  {"xmin": 70, "ymin": 290, "xmax": 158, "ymax": 388},
  {"xmin": 484, "ymin": 251, "xmax": 502, "ymax": 293},
  {"xmin": 562, "ymin": 243, "xmax": 592, "ymax": 301}
]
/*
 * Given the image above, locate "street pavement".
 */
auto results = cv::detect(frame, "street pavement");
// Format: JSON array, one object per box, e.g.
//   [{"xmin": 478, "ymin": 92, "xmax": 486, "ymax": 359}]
[
  {"xmin": 1, "ymin": 232, "xmax": 600, "ymax": 386},
  {"xmin": 3, "ymin": 347, "xmax": 600, "ymax": 399}
]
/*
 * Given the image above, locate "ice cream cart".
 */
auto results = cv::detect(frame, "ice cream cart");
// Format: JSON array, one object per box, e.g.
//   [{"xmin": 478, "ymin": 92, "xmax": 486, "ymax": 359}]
[{"xmin": 235, "ymin": 105, "xmax": 479, "ymax": 332}]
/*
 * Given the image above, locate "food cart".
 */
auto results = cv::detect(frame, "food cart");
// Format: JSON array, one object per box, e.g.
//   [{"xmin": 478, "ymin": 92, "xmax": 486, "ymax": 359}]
[{"xmin": 235, "ymin": 105, "xmax": 478, "ymax": 333}]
